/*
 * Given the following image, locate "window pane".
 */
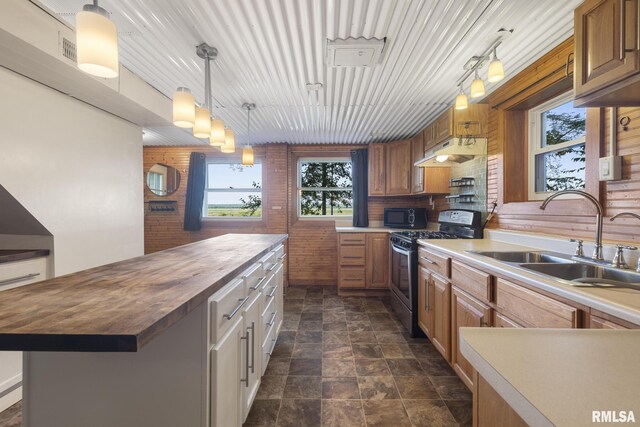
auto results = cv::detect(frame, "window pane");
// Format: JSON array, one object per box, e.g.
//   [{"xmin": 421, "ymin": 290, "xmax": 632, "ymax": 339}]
[
  {"xmin": 205, "ymin": 191, "xmax": 262, "ymax": 217},
  {"xmin": 300, "ymin": 190, "xmax": 353, "ymax": 216},
  {"xmin": 541, "ymin": 101, "xmax": 586, "ymax": 147},
  {"xmin": 300, "ymin": 162, "xmax": 352, "ymax": 188},
  {"xmin": 534, "ymin": 143, "xmax": 586, "ymax": 192},
  {"xmin": 207, "ymin": 163, "xmax": 262, "ymax": 189}
]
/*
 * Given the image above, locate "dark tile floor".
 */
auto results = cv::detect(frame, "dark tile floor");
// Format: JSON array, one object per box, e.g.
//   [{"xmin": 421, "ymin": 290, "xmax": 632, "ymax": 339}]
[
  {"xmin": 0, "ymin": 286, "xmax": 472, "ymax": 427},
  {"xmin": 244, "ymin": 286, "xmax": 472, "ymax": 427}
]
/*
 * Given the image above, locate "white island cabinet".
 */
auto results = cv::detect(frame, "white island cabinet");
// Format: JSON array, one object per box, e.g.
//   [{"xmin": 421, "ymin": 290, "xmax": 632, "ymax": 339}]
[{"xmin": 12, "ymin": 235, "xmax": 287, "ymax": 427}]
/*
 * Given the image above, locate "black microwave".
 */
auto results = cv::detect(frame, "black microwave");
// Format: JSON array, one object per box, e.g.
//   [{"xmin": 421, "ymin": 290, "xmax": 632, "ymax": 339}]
[{"xmin": 383, "ymin": 208, "xmax": 427, "ymax": 229}]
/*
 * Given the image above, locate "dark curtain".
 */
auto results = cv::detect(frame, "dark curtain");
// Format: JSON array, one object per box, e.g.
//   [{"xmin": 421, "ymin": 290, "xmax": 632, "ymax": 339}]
[
  {"xmin": 351, "ymin": 148, "xmax": 369, "ymax": 227},
  {"xmin": 183, "ymin": 152, "xmax": 207, "ymax": 231}
]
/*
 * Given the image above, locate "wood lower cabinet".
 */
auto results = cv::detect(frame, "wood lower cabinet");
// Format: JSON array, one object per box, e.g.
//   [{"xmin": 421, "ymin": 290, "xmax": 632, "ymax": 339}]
[
  {"xmin": 338, "ymin": 233, "xmax": 389, "ymax": 289},
  {"xmin": 574, "ymin": 0, "xmax": 640, "ymax": 106},
  {"xmin": 451, "ymin": 286, "xmax": 491, "ymax": 390},
  {"xmin": 366, "ymin": 233, "xmax": 390, "ymax": 288},
  {"xmin": 385, "ymin": 139, "xmax": 412, "ymax": 195},
  {"xmin": 493, "ymin": 311, "xmax": 523, "ymax": 328},
  {"xmin": 368, "ymin": 144, "xmax": 386, "ymax": 196},
  {"xmin": 473, "ymin": 372, "xmax": 528, "ymax": 427},
  {"xmin": 417, "ymin": 265, "xmax": 431, "ymax": 337},
  {"xmin": 589, "ymin": 311, "xmax": 640, "ymax": 329},
  {"xmin": 430, "ymin": 273, "xmax": 451, "ymax": 361}
]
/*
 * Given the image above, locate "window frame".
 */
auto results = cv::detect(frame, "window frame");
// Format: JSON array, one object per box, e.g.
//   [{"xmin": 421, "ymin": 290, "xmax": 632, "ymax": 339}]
[
  {"xmin": 297, "ymin": 157, "xmax": 353, "ymax": 220},
  {"xmin": 202, "ymin": 157, "xmax": 264, "ymax": 221},
  {"xmin": 527, "ymin": 91, "xmax": 586, "ymax": 200}
]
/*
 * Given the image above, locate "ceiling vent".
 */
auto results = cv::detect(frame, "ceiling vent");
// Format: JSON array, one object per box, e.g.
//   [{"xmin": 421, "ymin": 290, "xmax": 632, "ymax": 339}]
[
  {"xmin": 326, "ymin": 37, "xmax": 385, "ymax": 67},
  {"xmin": 60, "ymin": 35, "xmax": 77, "ymax": 63}
]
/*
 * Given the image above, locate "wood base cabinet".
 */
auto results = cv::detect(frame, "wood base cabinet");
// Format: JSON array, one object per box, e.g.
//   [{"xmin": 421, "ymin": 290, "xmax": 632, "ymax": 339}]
[
  {"xmin": 473, "ymin": 372, "xmax": 527, "ymax": 427},
  {"xmin": 338, "ymin": 233, "xmax": 389, "ymax": 290},
  {"xmin": 451, "ymin": 286, "xmax": 491, "ymax": 390}
]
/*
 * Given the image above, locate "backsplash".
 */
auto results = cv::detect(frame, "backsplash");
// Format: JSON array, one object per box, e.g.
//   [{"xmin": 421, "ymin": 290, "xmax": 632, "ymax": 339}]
[{"xmin": 446, "ymin": 155, "xmax": 488, "ymax": 220}]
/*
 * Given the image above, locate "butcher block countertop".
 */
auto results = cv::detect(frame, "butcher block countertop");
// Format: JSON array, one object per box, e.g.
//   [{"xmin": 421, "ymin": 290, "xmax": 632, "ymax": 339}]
[
  {"xmin": 0, "ymin": 234, "xmax": 287, "ymax": 352},
  {"xmin": 0, "ymin": 249, "xmax": 49, "ymax": 264}
]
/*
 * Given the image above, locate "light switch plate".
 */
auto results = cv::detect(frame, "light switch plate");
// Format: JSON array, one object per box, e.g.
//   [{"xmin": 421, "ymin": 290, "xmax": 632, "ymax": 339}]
[{"xmin": 599, "ymin": 155, "xmax": 622, "ymax": 181}]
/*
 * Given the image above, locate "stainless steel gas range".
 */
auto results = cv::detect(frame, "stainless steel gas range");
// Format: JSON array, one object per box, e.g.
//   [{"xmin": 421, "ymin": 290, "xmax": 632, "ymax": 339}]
[{"xmin": 389, "ymin": 209, "xmax": 483, "ymax": 337}]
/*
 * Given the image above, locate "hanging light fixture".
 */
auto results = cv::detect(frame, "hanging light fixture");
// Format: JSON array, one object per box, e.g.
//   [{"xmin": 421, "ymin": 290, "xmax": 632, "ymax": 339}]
[
  {"xmin": 470, "ymin": 70, "xmax": 485, "ymax": 98},
  {"xmin": 172, "ymin": 87, "xmax": 195, "ymax": 128},
  {"xmin": 455, "ymin": 85, "xmax": 468, "ymax": 110},
  {"xmin": 210, "ymin": 118, "xmax": 226, "ymax": 146},
  {"xmin": 488, "ymin": 46, "xmax": 505, "ymax": 83},
  {"xmin": 193, "ymin": 106, "xmax": 211, "ymax": 138},
  {"xmin": 221, "ymin": 128, "xmax": 236, "ymax": 153},
  {"xmin": 76, "ymin": 1, "xmax": 119, "ymax": 78},
  {"xmin": 242, "ymin": 103, "xmax": 256, "ymax": 166}
]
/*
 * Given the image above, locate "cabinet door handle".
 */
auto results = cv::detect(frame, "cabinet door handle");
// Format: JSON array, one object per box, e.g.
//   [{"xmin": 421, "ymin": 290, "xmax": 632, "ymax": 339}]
[
  {"xmin": 248, "ymin": 322, "xmax": 255, "ymax": 374},
  {"xmin": 343, "ymin": 256, "xmax": 363, "ymax": 259},
  {"xmin": 250, "ymin": 276, "xmax": 268, "ymax": 291},
  {"xmin": 266, "ymin": 311, "xmax": 277, "ymax": 327},
  {"xmin": 266, "ymin": 338, "xmax": 277, "ymax": 356},
  {"xmin": 343, "ymin": 278, "xmax": 361, "ymax": 282},
  {"xmin": 0, "ymin": 273, "xmax": 40, "ymax": 287},
  {"xmin": 240, "ymin": 330, "xmax": 250, "ymax": 387},
  {"xmin": 420, "ymin": 256, "xmax": 436, "ymax": 265},
  {"xmin": 223, "ymin": 297, "xmax": 249, "ymax": 320},
  {"xmin": 267, "ymin": 287, "xmax": 277, "ymax": 299},
  {"xmin": 266, "ymin": 264, "xmax": 277, "ymax": 272},
  {"xmin": 278, "ymin": 254, "xmax": 287, "ymax": 261}
]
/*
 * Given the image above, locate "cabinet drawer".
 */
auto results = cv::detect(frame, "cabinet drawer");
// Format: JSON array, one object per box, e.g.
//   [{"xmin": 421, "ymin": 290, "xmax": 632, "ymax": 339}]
[
  {"xmin": 209, "ymin": 278, "xmax": 248, "ymax": 344},
  {"xmin": 262, "ymin": 297, "xmax": 277, "ymax": 347},
  {"xmin": 451, "ymin": 260, "xmax": 492, "ymax": 303},
  {"xmin": 339, "ymin": 246, "xmax": 366, "ymax": 265},
  {"xmin": 493, "ymin": 311, "xmax": 523, "ymax": 328},
  {"xmin": 261, "ymin": 274, "xmax": 277, "ymax": 315},
  {"xmin": 262, "ymin": 322, "xmax": 277, "ymax": 375},
  {"xmin": 495, "ymin": 278, "xmax": 578, "ymax": 328},
  {"xmin": 274, "ymin": 244, "xmax": 285, "ymax": 261},
  {"xmin": 259, "ymin": 251, "xmax": 277, "ymax": 275},
  {"xmin": 242, "ymin": 263, "xmax": 265, "ymax": 297},
  {"xmin": 339, "ymin": 267, "xmax": 366, "ymax": 288},
  {"xmin": 0, "ymin": 257, "xmax": 48, "ymax": 292},
  {"xmin": 418, "ymin": 247, "xmax": 450, "ymax": 278},
  {"xmin": 339, "ymin": 233, "xmax": 366, "ymax": 245}
]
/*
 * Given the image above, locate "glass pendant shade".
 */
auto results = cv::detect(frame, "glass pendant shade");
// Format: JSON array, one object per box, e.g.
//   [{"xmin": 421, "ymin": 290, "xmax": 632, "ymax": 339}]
[
  {"xmin": 470, "ymin": 76, "xmax": 485, "ymax": 98},
  {"xmin": 193, "ymin": 107, "xmax": 211, "ymax": 138},
  {"xmin": 221, "ymin": 129, "xmax": 236, "ymax": 153},
  {"xmin": 172, "ymin": 88, "xmax": 195, "ymax": 128},
  {"xmin": 209, "ymin": 118, "xmax": 226, "ymax": 146},
  {"xmin": 242, "ymin": 146, "xmax": 255, "ymax": 166},
  {"xmin": 488, "ymin": 59, "xmax": 505, "ymax": 83},
  {"xmin": 76, "ymin": 8, "xmax": 119, "ymax": 78},
  {"xmin": 455, "ymin": 90, "xmax": 468, "ymax": 110}
]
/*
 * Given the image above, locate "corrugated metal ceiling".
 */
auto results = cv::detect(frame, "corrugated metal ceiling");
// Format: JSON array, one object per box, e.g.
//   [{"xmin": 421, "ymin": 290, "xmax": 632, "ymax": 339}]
[{"xmin": 37, "ymin": 0, "xmax": 581, "ymax": 146}]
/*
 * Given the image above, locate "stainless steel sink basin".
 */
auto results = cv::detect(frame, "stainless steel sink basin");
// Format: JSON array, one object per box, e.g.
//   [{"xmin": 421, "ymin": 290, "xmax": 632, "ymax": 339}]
[
  {"xmin": 468, "ymin": 251, "xmax": 574, "ymax": 264},
  {"xmin": 519, "ymin": 263, "xmax": 640, "ymax": 288}
]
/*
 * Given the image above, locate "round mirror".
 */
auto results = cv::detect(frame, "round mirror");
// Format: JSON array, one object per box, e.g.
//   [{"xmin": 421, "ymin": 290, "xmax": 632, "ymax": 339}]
[{"xmin": 146, "ymin": 163, "xmax": 181, "ymax": 196}]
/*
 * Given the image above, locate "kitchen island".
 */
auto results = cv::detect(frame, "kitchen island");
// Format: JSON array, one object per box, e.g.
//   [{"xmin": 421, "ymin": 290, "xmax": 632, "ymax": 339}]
[{"xmin": 0, "ymin": 234, "xmax": 287, "ymax": 427}]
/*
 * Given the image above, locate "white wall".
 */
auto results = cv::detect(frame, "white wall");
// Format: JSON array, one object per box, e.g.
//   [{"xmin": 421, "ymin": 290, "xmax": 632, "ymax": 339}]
[{"xmin": 0, "ymin": 67, "xmax": 144, "ymax": 275}]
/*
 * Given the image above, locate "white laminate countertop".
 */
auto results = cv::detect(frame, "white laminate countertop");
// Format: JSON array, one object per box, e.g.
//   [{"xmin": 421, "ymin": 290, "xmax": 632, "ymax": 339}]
[
  {"xmin": 460, "ymin": 328, "xmax": 640, "ymax": 427},
  {"xmin": 335, "ymin": 226, "xmax": 428, "ymax": 233},
  {"xmin": 418, "ymin": 238, "xmax": 640, "ymax": 325}
]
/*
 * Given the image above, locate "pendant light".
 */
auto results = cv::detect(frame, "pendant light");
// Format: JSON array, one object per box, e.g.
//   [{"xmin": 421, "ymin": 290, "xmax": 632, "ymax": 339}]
[
  {"xmin": 221, "ymin": 128, "xmax": 236, "ymax": 153},
  {"xmin": 242, "ymin": 103, "xmax": 256, "ymax": 166},
  {"xmin": 210, "ymin": 118, "xmax": 226, "ymax": 146},
  {"xmin": 470, "ymin": 70, "xmax": 485, "ymax": 98},
  {"xmin": 488, "ymin": 47, "xmax": 505, "ymax": 83},
  {"xmin": 76, "ymin": 1, "xmax": 119, "ymax": 78},
  {"xmin": 455, "ymin": 85, "xmax": 468, "ymax": 110},
  {"xmin": 193, "ymin": 106, "xmax": 211, "ymax": 138},
  {"xmin": 172, "ymin": 87, "xmax": 195, "ymax": 128}
]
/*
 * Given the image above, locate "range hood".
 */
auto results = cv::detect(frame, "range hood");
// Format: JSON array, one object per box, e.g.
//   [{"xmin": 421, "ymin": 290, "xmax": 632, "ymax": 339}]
[{"xmin": 414, "ymin": 137, "xmax": 487, "ymax": 168}]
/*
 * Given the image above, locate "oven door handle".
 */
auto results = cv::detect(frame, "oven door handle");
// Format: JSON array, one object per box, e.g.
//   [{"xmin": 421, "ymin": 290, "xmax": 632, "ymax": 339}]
[{"xmin": 391, "ymin": 244, "xmax": 413, "ymax": 257}]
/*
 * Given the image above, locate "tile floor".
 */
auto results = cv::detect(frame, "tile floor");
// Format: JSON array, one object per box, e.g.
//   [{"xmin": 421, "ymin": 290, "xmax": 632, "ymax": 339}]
[
  {"xmin": 0, "ymin": 286, "xmax": 472, "ymax": 427},
  {"xmin": 243, "ymin": 286, "xmax": 472, "ymax": 427}
]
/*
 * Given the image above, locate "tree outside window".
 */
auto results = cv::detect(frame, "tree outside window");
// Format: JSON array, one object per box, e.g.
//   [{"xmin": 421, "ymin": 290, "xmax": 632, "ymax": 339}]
[{"xmin": 298, "ymin": 159, "xmax": 353, "ymax": 217}]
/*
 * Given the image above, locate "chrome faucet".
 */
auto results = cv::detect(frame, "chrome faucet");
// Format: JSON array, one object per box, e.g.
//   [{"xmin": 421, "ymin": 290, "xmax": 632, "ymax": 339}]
[
  {"xmin": 539, "ymin": 190, "xmax": 604, "ymax": 261},
  {"xmin": 610, "ymin": 212, "xmax": 640, "ymax": 272}
]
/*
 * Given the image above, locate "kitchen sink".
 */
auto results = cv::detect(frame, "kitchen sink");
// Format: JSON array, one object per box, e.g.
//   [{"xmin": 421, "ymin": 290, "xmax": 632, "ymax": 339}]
[
  {"xmin": 468, "ymin": 251, "xmax": 574, "ymax": 264},
  {"xmin": 519, "ymin": 263, "xmax": 640, "ymax": 288}
]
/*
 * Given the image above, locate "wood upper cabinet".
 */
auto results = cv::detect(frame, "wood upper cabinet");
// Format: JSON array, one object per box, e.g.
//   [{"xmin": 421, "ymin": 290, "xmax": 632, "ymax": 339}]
[
  {"xmin": 423, "ymin": 124, "xmax": 435, "ymax": 151},
  {"xmin": 434, "ymin": 108, "xmax": 454, "ymax": 143},
  {"xmin": 574, "ymin": 0, "xmax": 640, "ymax": 106},
  {"xmin": 432, "ymin": 104, "xmax": 489, "ymax": 144},
  {"xmin": 411, "ymin": 134, "xmax": 425, "ymax": 194},
  {"xmin": 417, "ymin": 265, "xmax": 431, "ymax": 337},
  {"xmin": 430, "ymin": 273, "xmax": 451, "ymax": 362},
  {"xmin": 366, "ymin": 233, "xmax": 390, "ymax": 288},
  {"xmin": 451, "ymin": 286, "xmax": 491, "ymax": 390},
  {"xmin": 385, "ymin": 139, "xmax": 412, "ymax": 195},
  {"xmin": 368, "ymin": 144, "xmax": 386, "ymax": 196}
]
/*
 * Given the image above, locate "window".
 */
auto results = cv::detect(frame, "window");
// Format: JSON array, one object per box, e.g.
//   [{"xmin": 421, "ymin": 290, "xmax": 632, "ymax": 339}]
[
  {"xmin": 203, "ymin": 161, "xmax": 262, "ymax": 218},
  {"xmin": 298, "ymin": 159, "xmax": 353, "ymax": 217},
  {"xmin": 146, "ymin": 171, "xmax": 165, "ymax": 195},
  {"xmin": 528, "ymin": 92, "xmax": 586, "ymax": 200}
]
